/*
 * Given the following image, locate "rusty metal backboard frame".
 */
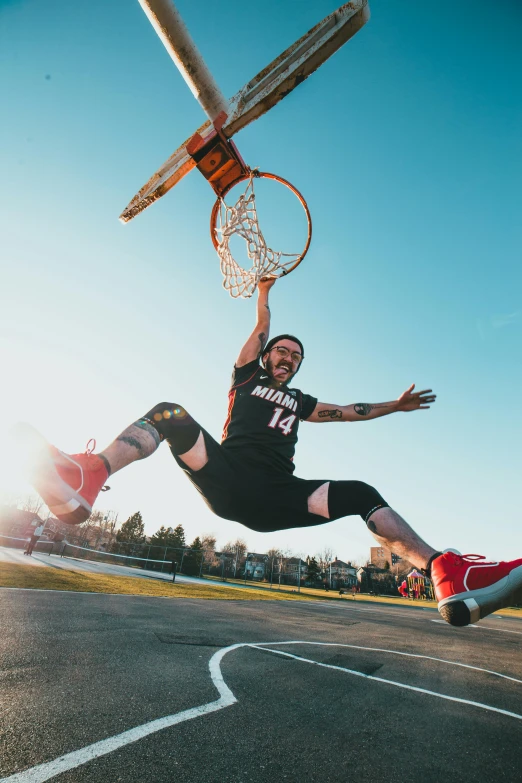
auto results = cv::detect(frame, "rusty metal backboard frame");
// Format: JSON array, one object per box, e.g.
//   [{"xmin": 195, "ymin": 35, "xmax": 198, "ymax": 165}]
[{"xmin": 120, "ymin": 1, "xmax": 370, "ymax": 223}]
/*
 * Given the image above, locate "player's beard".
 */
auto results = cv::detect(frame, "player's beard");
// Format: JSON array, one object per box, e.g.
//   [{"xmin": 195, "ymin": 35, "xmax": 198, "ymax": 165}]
[{"xmin": 265, "ymin": 356, "xmax": 296, "ymax": 385}]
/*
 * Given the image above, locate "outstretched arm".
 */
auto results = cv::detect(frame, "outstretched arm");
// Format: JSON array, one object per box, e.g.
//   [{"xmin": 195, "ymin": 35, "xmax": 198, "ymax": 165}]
[
  {"xmin": 235, "ymin": 278, "xmax": 276, "ymax": 367},
  {"xmin": 306, "ymin": 384, "xmax": 436, "ymax": 423}
]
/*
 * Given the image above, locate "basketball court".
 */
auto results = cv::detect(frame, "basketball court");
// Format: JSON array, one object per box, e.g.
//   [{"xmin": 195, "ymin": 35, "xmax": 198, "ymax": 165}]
[
  {"xmin": 2, "ymin": 2, "xmax": 521, "ymax": 780},
  {"xmin": 1, "ymin": 589, "xmax": 521, "ymax": 782}
]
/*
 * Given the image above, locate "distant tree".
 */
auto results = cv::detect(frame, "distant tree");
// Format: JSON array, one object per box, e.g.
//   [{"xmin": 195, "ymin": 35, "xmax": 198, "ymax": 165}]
[
  {"xmin": 222, "ymin": 538, "xmax": 248, "ymax": 577},
  {"xmin": 201, "ymin": 534, "xmax": 216, "ymax": 553},
  {"xmin": 149, "ymin": 525, "xmax": 173, "ymax": 546},
  {"xmin": 20, "ymin": 493, "xmax": 45, "ymax": 516},
  {"xmin": 77, "ymin": 509, "xmax": 107, "ymax": 548},
  {"xmin": 317, "ymin": 547, "xmax": 333, "ymax": 573},
  {"xmin": 116, "ymin": 512, "xmax": 146, "ymax": 543},
  {"xmin": 182, "ymin": 536, "xmax": 203, "ymax": 576},
  {"xmin": 200, "ymin": 534, "xmax": 218, "ymax": 574},
  {"xmin": 170, "ymin": 524, "xmax": 186, "ymax": 550},
  {"xmin": 149, "ymin": 524, "xmax": 186, "ymax": 558},
  {"xmin": 222, "ymin": 538, "xmax": 247, "ymax": 559},
  {"xmin": 306, "ymin": 556, "xmax": 321, "ymax": 582}
]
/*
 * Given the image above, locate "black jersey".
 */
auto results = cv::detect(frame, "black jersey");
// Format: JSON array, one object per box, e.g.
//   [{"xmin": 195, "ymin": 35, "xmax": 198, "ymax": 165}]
[{"xmin": 221, "ymin": 359, "xmax": 317, "ymax": 474}]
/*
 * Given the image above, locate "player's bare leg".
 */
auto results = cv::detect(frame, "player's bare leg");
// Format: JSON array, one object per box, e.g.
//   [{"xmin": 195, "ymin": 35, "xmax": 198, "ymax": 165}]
[
  {"xmin": 366, "ymin": 507, "xmax": 436, "ymax": 569},
  {"xmin": 100, "ymin": 420, "xmax": 161, "ymax": 473},
  {"xmin": 308, "ymin": 482, "xmax": 434, "ymax": 569},
  {"xmin": 21, "ymin": 402, "xmax": 208, "ymax": 526},
  {"xmin": 308, "ymin": 481, "xmax": 522, "ymax": 627},
  {"xmin": 102, "ymin": 423, "xmax": 208, "ymax": 474}
]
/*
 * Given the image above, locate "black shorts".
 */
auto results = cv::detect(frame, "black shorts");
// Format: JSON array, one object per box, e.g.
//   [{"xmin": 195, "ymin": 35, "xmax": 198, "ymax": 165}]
[{"xmin": 171, "ymin": 430, "xmax": 329, "ymax": 534}]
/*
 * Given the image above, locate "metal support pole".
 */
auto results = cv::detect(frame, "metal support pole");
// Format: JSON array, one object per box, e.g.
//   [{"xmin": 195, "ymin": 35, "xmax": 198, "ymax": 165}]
[
  {"xmin": 171, "ymin": 561, "xmax": 177, "ymax": 582},
  {"xmin": 137, "ymin": 0, "xmax": 228, "ymax": 121}
]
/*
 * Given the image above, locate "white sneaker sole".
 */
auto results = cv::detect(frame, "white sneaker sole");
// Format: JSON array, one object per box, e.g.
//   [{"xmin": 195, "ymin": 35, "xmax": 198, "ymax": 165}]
[
  {"xmin": 12, "ymin": 423, "xmax": 92, "ymax": 525},
  {"xmin": 438, "ymin": 565, "xmax": 522, "ymax": 626}
]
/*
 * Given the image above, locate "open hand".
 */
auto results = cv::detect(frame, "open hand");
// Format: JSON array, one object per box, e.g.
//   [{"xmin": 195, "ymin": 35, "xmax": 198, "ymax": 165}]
[{"xmin": 396, "ymin": 384, "xmax": 436, "ymax": 412}]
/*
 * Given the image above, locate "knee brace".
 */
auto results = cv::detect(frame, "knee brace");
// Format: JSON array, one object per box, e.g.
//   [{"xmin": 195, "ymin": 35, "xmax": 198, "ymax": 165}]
[
  {"xmin": 328, "ymin": 480, "xmax": 388, "ymax": 524},
  {"xmin": 140, "ymin": 402, "xmax": 201, "ymax": 456}
]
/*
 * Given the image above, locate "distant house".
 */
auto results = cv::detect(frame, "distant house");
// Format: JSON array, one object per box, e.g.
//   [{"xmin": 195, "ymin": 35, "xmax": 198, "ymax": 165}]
[
  {"xmin": 0, "ymin": 507, "xmax": 72, "ymax": 546},
  {"xmin": 285, "ymin": 557, "xmax": 308, "ymax": 579},
  {"xmin": 244, "ymin": 553, "xmax": 269, "ymax": 580},
  {"xmin": 357, "ymin": 563, "xmax": 399, "ymax": 595},
  {"xmin": 329, "ymin": 558, "xmax": 357, "ymax": 588},
  {"xmin": 356, "ymin": 563, "xmax": 381, "ymax": 584},
  {"xmin": 0, "ymin": 507, "xmax": 44, "ymax": 539}
]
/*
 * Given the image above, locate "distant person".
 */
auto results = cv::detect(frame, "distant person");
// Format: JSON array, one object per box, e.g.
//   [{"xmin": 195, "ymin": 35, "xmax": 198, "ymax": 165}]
[
  {"xmin": 398, "ymin": 580, "xmax": 408, "ymax": 598},
  {"xmin": 24, "ymin": 277, "xmax": 522, "ymax": 627},
  {"xmin": 24, "ymin": 522, "xmax": 45, "ymax": 556}
]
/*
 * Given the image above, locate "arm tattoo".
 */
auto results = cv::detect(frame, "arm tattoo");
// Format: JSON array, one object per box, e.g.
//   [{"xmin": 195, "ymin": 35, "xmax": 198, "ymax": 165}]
[
  {"xmin": 257, "ymin": 331, "xmax": 266, "ymax": 357},
  {"xmin": 354, "ymin": 403, "xmax": 373, "ymax": 416},
  {"xmin": 354, "ymin": 403, "xmax": 391, "ymax": 416},
  {"xmin": 264, "ymin": 303, "xmax": 270, "ymax": 311},
  {"xmin": 318, "ymin": 409, "xmax": 343, "ymax": 419}
]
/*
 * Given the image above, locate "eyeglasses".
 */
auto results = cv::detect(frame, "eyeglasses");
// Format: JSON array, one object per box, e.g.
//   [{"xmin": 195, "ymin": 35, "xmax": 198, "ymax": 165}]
[{"xmin": 270, "ymin": 345, "xmax": 303, "ymax": 364}]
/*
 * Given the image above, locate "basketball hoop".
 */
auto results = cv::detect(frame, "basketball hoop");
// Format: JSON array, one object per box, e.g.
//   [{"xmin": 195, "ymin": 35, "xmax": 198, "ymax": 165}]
[{"xmin": 210, "ymin": 170, "xmax": 312, "ymax": 298}]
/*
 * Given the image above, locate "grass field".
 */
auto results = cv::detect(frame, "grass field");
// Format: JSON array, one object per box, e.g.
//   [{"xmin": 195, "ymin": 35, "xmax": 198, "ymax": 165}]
[
  {"xmin": 0, "ymin": 563, "xmax": 325, "ymax": 601},
  {"xmin": 1, "ymin": 563, "xmax": 520, "ymax": 618}
]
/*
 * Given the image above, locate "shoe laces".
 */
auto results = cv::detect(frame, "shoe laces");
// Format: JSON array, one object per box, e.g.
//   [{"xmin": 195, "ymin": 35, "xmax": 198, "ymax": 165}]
[{"xmin": 447, "ymin": 553, "xmax": 486, "ymax": 565}]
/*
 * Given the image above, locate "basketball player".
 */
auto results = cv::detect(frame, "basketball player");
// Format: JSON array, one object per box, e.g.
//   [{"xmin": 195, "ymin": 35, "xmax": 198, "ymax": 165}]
[{"xmin": 26, "ymin": 278, "xmax": 522, "ymax": 627}]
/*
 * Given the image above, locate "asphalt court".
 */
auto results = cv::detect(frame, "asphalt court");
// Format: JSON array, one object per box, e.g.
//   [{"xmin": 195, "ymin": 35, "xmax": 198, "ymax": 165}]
[{"xmin": 1, "ymin": 592, "xmax": 521, "ymax": 783}]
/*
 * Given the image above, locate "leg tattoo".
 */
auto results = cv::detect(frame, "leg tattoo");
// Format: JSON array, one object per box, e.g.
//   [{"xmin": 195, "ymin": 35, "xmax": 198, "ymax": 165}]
[{"xmin": 100, "ymin": 420, "xmax": 161, "ymax": 475}]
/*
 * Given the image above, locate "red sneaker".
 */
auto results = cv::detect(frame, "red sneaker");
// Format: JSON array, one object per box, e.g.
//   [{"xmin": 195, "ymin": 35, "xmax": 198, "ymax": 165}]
[
  {"xmin": 432, "ymin": 550, "xmax": 522, "ymax": 626},
  {"xmin": 22, "ymin": 426, "xmax": 109, "ymax": 525}
]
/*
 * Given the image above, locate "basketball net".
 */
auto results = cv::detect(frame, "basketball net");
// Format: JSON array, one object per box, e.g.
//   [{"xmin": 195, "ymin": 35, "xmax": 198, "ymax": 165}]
[{"xmin": 214, "ymin": 172, "xmax": 300, "ymax": 298}]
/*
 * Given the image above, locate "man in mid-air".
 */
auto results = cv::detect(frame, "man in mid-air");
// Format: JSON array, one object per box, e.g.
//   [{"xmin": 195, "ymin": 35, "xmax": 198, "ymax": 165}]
[{"xmin": 27, "ymin": 277, "xmax": 522, "ymax": 627}]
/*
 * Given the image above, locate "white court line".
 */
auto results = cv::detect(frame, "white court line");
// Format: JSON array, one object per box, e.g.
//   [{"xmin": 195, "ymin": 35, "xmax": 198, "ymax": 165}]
[
  {"xmin": 315, "ymin": 602, "xmax": 437, "ymax": 620},
  {"xmin": 2, "ymin": 640, "xmax": 520, "ymax": 783},
  {"xmin": 251, "ymin": 643, "xmax": 522, "ymax": 721},
  {"xmin": 431, "ymin": 619, "xmax": 522, "ymax": 636},
  {"xmin": 317, "ymin": 602, "xmax": 522, "ymax": 635},
  {"xmin": 252, "ymin": 641, "xmax": 522, "ymax": 685},
  {"xmin": 0, "ymin": 644, "xmax": 240, "ymax": 783},
  {"xmin": 431, "ymin": 620, "xmax": 479, "ymax": 629}
]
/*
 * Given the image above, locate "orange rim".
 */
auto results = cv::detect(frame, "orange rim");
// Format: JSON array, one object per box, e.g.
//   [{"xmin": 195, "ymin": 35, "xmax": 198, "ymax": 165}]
[{"xmin": 210, "ymin": 171, "xmax": 312, "ymax": 277}]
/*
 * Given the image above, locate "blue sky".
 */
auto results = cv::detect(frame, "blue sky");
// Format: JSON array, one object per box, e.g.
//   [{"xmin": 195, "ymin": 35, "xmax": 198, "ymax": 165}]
[{"xmin": 1, "ymin": 0, "xmax": 521, "ymax": 562}]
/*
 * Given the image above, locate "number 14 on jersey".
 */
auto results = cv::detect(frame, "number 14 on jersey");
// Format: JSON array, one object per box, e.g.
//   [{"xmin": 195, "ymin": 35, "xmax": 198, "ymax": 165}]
[{"xmin": 268, "ymin": 407, "xmax": 297, "ymax": 436}]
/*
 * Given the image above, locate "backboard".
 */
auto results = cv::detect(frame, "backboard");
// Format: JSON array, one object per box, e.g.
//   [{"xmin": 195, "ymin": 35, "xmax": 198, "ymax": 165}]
[{"xmin": 120, "ymin": 1, "xmax": 370, "ymax": 223}]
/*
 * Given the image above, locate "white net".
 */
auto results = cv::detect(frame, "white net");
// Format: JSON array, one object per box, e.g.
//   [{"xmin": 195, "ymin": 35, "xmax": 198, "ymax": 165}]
[{"xmin": 214, "ymin": 173, "xmax": 301, "ymax": 298}]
